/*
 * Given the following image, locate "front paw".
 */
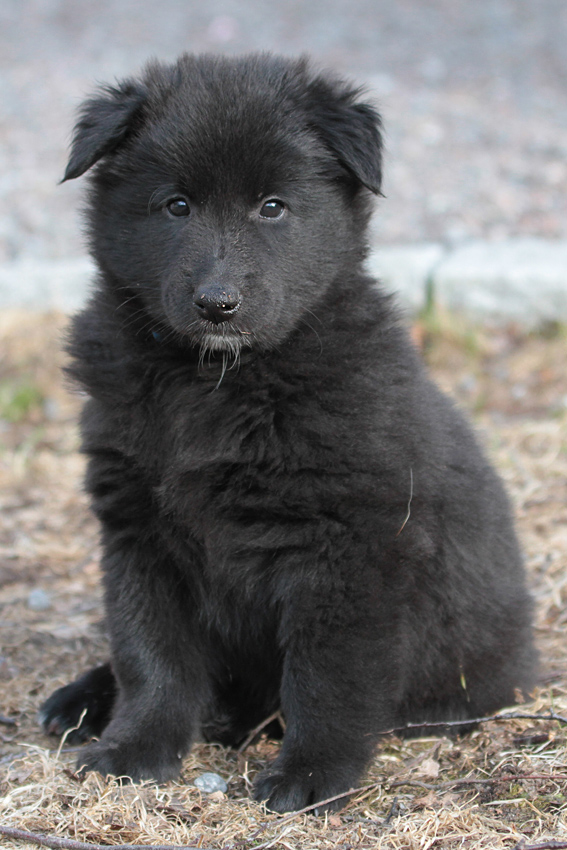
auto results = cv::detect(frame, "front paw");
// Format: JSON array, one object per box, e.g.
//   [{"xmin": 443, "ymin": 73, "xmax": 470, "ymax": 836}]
[
  {"xmin": 76, "ymin": 737, "xmax": 183, "ymax": 783},
  {"xmin": 254, "ymin": 763, "xmax": 357, "ymax": 814}
]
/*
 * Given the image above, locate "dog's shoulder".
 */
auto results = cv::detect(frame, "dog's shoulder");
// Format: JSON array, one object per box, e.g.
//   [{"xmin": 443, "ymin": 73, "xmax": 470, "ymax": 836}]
[{"xmin": 65, "ymin": 291, "xmax": 150, "ymax": 403}]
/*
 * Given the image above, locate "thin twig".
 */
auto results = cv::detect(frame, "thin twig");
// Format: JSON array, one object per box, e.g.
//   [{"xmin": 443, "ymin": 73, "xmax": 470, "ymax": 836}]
[
  {"xmin": 242, "ymin": 777, "xmax": 385, "ymax": 850},
  {"xmin": 382, "ymin": 795, "xmax": 400, "ymax": 826},
  {"xmin": 382, "ymin": 709, "xmax": 567, "ymax": 735},
  {"xmin": 249, "ymin": 780, "xmax": 384, "ymax": 837},
  {"xmin": 450, "ymin": 772, "xmax": 567, "ymax": 787},
  {"xmin": 512, "ymin": 841, "xmax": 567, "ymax": 850},
  {"xmin": 0, "ymin": 826, "xmax": 205, "ymax": 850},
  {"xmin": 388, "ymin": 772, "xmax": 567, "ymax": 792},
  {"xmin": 0, "ymin": 825, "xmax": 203, "ymax": 850},
  {"xmin": 387, "ymin": 779, "xmax": 435, "ymax": 791},
  {"xmin": 237, "ymin": 711, "xmax": 282, "ymax": 753}
]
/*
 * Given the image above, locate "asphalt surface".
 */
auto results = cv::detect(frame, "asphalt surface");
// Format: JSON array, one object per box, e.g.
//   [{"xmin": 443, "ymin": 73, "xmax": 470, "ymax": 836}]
[{"xmin": 1, "ymin": 0, "xmax": 567, "ymax": 263}]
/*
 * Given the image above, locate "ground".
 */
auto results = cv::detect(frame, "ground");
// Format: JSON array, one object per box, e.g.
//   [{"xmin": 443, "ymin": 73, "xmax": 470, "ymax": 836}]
[{"xmin": 0, "ymin": 309, "xmax": 566, "ymax": 849}]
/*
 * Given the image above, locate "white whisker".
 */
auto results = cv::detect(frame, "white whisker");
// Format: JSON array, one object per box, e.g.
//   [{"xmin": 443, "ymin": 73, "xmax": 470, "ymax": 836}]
[{"xmin": 396, "ymin": 468, "xmax": 414, "ymax": 537}]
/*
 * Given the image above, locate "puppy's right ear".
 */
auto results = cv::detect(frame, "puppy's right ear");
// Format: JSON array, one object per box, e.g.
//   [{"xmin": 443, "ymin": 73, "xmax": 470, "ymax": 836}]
[{"xmin": 62, "ymin": 81, "xmax": 147, "ymax": 181}]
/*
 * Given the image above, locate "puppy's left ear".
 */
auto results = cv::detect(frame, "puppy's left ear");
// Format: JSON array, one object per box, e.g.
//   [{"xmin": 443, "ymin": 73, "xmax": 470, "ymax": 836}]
[
  {"xmin": 307, "ymin": 81, "xmax": 383, "ymax": 195},
  {"xmin": 63, "ymin": 80, "xmax": 147, "ymax": 181}
]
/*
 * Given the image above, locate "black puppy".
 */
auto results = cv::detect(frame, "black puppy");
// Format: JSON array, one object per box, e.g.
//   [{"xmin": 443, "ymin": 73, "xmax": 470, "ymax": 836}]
[{"xmin": 40, "ymin": 54, "xmax": 537, "ymax": 813}]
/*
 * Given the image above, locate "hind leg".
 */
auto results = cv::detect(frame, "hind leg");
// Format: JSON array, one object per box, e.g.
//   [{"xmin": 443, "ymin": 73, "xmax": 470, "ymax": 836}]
[{"xmin": 40, "ymin": 663, "xmax": 116, "ymax": 743}]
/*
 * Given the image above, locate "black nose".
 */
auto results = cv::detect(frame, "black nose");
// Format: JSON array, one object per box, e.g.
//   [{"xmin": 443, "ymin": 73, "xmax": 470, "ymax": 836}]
[{"xmin": 193, "ymin": 283, "xmax": 241, "ymax": 324}]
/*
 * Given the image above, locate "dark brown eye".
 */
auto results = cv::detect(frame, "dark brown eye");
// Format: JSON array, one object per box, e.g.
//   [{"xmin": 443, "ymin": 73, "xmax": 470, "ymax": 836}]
[
  {"xmin": 166, "ymin": 198, "xmax": 190, "ymax": 217},
  {"xmin": 259, "ymin": 199, "xmax": 285, "ymax": 219}
]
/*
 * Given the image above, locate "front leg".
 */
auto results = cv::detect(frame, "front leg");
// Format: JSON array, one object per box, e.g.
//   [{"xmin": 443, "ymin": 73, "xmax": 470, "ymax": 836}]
[
  {"xmin": 79, "ymin": 560, "xmax": 207, "ymax": 781},
  {"xmin": 77, "ymin": 448, "xmax": 210, "ymax": 782},
  {"xmin": 254, "ymin": 567, "xmax": 397, "ymax": 813}
]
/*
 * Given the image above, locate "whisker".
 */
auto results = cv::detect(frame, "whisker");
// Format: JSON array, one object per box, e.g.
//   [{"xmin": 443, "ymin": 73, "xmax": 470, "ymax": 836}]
[
  {"xmin": 116, "ymin": 294, "xmax": 141, "ymax": 311},
  {"xmin": 147, "ymin": 188, "xmax": 166, "ymax": 216},
  {"xmin": 134, "ymin": 317, "xmax": 161, "ymax": 337},
  {"xmin": 120, "ymin": 310, "xmax": 154, "ymax": 333},
  {"xmin": 301, "ymin": 319, "xmax": 323, "ymax": 357},
  {"xmin": 304, "ymin": 308, "xmax": 324, "ymax": 328},
  {"xmin": 214, "ymin": 351, "xmax": 229, "ymax": 390}
]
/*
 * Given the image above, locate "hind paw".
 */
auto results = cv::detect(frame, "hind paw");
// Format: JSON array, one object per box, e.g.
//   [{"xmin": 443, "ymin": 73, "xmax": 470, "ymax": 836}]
[{"xmin": 39, "ymin": 664, "xmax": 116, "ymax": 743}]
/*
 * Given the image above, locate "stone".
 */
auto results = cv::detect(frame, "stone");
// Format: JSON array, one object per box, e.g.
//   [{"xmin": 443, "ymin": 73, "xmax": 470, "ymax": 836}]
[
  {"xmin": 27, "ymin": 588, "xmax": 52, "ymax": 611},
  {"xmin": 194, "ymin": 772, "xmax": 228, "ymax": 794}
]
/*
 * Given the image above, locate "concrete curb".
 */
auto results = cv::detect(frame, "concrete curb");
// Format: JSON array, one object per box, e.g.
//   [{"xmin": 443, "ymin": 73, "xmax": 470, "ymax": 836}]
[
  {"xmin": 1, "ymin": 239, "xmax": 566, "ymax": 325},
  {"xmin": 366, "ymin": 238, "xmax": 567, "ymax": 324}
]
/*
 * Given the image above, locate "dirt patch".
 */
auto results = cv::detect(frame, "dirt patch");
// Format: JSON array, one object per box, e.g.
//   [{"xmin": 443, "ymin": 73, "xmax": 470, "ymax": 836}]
[{"xmin": 1, "ymin": 310, "xmax": 566, "ymax": 849}]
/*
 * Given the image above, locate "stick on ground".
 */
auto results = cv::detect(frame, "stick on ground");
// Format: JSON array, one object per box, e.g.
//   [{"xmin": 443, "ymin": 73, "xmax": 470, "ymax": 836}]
[{"xmin": 0, "ymin": 825, "xmax": 207, "ymax": 850}]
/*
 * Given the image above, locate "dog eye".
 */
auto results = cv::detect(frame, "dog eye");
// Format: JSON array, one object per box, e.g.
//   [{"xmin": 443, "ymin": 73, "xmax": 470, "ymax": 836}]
[
  {"xmin": 259, "ymin": 199, "xmax": 285, "ymax": 219},
  {"xmin": 166, "ymin": 198, "xmax": 190, "ymax": 217}
]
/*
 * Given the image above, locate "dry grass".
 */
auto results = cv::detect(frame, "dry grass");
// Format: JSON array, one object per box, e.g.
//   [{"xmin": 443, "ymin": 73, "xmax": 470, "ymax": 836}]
[{"xmin": 1, "ymin": 310, "xmax": 566, "ymax": 849}]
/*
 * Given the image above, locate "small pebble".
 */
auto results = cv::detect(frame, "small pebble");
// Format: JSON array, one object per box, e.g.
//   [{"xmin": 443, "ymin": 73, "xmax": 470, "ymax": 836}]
[
  {"xmin": 194, "ymin": 772, "xmax": 228, "ymax": 794},
  {"xmin": 207, "ymin": 790, "xmax": 226, "ymax": 802},
  {"xmin": 27, "ymin": 588, "xmax": 52, "ymax": 611}
]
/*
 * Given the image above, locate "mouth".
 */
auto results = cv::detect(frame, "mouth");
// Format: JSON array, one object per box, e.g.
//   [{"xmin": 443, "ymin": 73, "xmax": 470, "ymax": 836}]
[{"xmin": 197, "ymin": 324, "xmax": 253, "ymax": 355}]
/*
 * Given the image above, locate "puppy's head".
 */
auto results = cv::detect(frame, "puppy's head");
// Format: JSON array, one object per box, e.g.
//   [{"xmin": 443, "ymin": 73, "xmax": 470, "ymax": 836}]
[{"xmin": 64, "ymin": 54, "xmax": 383, "ymax": 355}]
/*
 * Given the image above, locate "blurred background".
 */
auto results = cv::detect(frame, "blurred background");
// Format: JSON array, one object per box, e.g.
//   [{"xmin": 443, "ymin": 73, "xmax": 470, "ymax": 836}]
[{"xmin": 1, "ymin": 0, "xmax": 567, "ymax": 264}]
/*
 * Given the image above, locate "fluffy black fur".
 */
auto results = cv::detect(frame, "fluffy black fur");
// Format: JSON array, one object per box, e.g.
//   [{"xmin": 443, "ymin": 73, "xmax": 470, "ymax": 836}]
[{"xmin": 40, "ymin": 53, "xmax": 537, "ymax": 813}]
